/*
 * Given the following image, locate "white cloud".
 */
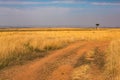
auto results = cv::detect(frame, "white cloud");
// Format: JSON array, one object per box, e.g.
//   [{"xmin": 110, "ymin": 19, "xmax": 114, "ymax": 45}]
[
  {"xmin": 91, "ymin": 2, "xmax": 120, "ymax": 6},
  {"xmin": 0, "ymin": 6, "xmax": 83, "ymax": 26},
  {"xmin": 0, "ymin": 7, "xmax": 71, "ymax": 16},
  {"xmin": 0, "ymin": 1, "xmax": 120, "ymax": 6},
  {"xmin": 0, "ymin": 2, "xmax": 120, "ymax": 27},
  {"xmin": 0, "ymin": 1, "xmax": 86, "ymax": 5}
]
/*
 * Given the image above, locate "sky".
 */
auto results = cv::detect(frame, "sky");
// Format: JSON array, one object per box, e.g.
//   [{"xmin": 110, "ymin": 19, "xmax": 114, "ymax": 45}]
[{"xmin": 0, "ymin": 0, "xmax": 120, "ymax": 27}]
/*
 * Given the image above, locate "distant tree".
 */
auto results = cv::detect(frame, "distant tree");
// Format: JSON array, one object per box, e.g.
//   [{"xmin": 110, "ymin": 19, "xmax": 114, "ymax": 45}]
[{"xmin": 96, "ymin": 24, "xmax": 100, "ymax": 29}]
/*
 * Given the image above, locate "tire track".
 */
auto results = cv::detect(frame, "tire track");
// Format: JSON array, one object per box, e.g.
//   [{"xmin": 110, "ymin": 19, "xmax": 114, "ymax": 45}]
[
  {"xmin": 47, "ymin": 41, "xmax": 109, "ymax": 80},
  {"xmin": 36, "ymin": 44, "xmax": 84, "ymax": 80},
  {"xmin": 0, "ymin": 41, "xmax": 84, "ymax": 80},
  {"xmin": 0, "ymin": 41, "xmax": 109, "ymax": 80}
]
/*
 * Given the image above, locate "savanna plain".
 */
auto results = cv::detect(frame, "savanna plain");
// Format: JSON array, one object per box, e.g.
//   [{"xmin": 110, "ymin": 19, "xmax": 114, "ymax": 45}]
[{"xmin": 0, "ymin": 28, "xmax": 120, "ymax": 80}]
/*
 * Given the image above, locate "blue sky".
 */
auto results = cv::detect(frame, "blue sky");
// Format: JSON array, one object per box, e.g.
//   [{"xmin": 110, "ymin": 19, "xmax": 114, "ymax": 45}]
[{"xmin": 0, "ymin": 0, "xmax": 120, "ymax": 27}]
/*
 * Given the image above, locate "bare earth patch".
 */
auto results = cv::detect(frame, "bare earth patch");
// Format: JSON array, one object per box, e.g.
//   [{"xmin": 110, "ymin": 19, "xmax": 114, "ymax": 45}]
[{"xmin": 0, "ymin": 40, "xmax": 109, "ymax": 80}]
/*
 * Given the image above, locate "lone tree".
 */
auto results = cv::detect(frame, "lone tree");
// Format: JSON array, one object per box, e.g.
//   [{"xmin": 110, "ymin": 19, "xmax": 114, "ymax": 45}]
[{"xmin": 96, "ymin": 24, "xmax": 100, "ymax": 29}]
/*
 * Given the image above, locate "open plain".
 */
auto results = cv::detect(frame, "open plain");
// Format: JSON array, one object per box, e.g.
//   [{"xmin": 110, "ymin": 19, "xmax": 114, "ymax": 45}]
[{"xmin": 0, "ymin": 28, "xmax": 120, "ymax": 80}]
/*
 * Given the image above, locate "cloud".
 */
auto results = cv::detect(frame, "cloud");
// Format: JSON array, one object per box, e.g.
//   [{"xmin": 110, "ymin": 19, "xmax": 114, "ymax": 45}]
[
  {"xmin": 0, "ymin": 6, "xmax": 120, "ymax": 27},
  {"xmin": 0, "ymin": 1, "xmax": 120, "ymax": 27},
  {"xmin": 91, "ymin": 2, "xmax": 120, "ymax": 6},
  {"xmin": 0, "ymin": 7, "xmax": 75, "ymax": 16},
  {"xmin": 0, "ymin": 1, "xmax": 86, "ymax": 5},
  {"xmin": 1, "ymin": 1, "xmax": 120, "ymax": 6},
  {"xmin": 0, "ymin": 6, "xmax": 83, "ymax": 26}
]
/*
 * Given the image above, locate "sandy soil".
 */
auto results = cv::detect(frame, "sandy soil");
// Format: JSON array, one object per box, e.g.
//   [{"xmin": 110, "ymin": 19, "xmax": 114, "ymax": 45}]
[{"xmin": 0, "ymin": 40, "xmax": 109, "ymax": 80}]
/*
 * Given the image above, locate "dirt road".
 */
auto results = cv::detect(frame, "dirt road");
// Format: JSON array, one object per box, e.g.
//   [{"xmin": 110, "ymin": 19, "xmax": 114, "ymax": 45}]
[{"xmin": 0, "ymin": 40, "xmax": 109, "ymax": 80}]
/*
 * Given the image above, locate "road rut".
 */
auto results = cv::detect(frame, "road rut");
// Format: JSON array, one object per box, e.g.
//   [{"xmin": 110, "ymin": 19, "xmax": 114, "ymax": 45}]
[{"xmin": 0, "ymin": 41, "xmax": 109, "ymax": 80}]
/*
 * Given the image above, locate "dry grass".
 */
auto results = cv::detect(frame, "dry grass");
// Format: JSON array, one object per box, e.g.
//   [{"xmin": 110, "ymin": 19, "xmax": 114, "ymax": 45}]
[
  {"xmin": 0, "ymin": 28, "xmax": 120, "ymax": 69},
  {"xmin": 72, "ymin": 64, "xmax": 91, "ymax": 80},
  {"xmin": 104, "ymin": 40, "xmax": 120, "ymax": 80},
  {"xmin": 72, "ymin": 48, "xmax": 106, "ymax": 80}
]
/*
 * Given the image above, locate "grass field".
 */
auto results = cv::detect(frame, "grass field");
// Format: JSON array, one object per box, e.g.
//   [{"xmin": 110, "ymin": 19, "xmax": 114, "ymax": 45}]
[{"xmin": 0, "ymin": 28, "xmax": 120, "ymax": 80}]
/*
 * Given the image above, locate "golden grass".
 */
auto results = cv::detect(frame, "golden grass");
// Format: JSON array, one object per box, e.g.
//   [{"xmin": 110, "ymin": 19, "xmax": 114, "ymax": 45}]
[
  {"xmin": 104, "ymin": 40, "xmax": 120, "ymax": 80},
  {"xmin": 0, "ymin": 28, "xmax": 120, "ymax": 69},
  {"xmin": 71, "ymin": 64, "xmax": 91, "ymax": 80}
]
